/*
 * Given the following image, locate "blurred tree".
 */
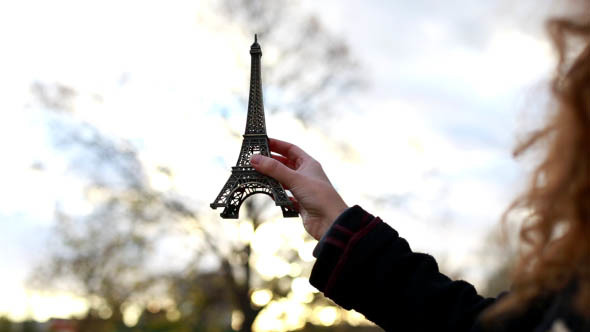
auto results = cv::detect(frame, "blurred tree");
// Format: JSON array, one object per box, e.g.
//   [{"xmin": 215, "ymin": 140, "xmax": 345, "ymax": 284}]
[
  {"xmin": 480, "ymin": 221, "xmax": 520, "ymax": 298},
  {"xmin": 213, "ymin": 0, "xmax": 363, "ymax": 124},
  {"xmin": 29, "ymin": 1, "xmax": 365, "ymax": 332},
  {"xmin": 0, "ymin": 317, "xmax": 12, "ymax": 332},
  {"xmin": 21, "ymin": 320, "xmax": 38, "ymax": 332},
  {"xmin": 484, "ymin": 257, "xmax": 514, "ymax": 298}
]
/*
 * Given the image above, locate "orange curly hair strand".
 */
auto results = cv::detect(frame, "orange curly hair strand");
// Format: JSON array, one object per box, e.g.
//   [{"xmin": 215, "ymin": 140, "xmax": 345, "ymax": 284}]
[{"xmin": 486, "ymin": 13, "xmax": 590, "ymax": 319}]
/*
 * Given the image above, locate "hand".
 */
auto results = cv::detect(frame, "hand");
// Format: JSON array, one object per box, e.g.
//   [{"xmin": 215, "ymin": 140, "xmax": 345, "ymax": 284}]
[{"xmin": 250, "ymin": 138, "xmax": 348, "ymax": 241}]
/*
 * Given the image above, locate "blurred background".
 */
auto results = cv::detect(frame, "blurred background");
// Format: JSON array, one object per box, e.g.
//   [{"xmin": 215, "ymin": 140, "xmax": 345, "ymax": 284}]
[{"xmin": 0, "ymin": 0, "xmax": 565, "ymax": 331}]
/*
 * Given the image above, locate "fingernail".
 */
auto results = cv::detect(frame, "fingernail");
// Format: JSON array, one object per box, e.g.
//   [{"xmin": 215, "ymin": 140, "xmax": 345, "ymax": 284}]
[{"xmin": 250, "ymin": 154, "xmax": 261, "ymax": 165}]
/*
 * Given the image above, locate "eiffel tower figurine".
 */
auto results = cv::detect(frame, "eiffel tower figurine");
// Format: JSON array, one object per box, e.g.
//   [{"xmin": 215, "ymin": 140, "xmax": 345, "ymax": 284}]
[{"xmin": 210, "ymin": 35, "xmax": 299, "ymax": 219}]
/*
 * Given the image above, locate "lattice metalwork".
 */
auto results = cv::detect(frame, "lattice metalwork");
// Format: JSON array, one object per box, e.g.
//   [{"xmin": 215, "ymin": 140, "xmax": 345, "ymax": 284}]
[
  {"xmin": 210, "ymin": 35, "xmax": 298, "ymax": 219},
  {"xmin": 245, "ymin": 37, "xmax": 267, "ymax": 135}
]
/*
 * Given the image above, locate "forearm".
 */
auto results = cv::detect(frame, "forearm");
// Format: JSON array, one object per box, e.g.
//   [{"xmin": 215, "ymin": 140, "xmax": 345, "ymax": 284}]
[{"xmin": 310, "ymin": 205, "xmax": 496, "ymax": 332}]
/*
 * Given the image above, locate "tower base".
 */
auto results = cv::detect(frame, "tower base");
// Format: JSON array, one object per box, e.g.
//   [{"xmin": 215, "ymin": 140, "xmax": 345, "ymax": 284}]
[{"xmin": 210, "ymin": 167, "xmax": 299, "ymax": 219}]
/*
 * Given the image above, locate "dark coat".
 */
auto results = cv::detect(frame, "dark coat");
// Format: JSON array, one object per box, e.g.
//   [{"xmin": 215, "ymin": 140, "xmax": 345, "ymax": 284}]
[{"xmin": 309, "ymin": 205, "xmax": 589, "ymax": 332}]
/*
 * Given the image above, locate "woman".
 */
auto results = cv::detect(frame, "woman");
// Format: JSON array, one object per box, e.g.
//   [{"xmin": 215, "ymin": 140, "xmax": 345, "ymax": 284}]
[{"xmin": 249, "ymin": 10, "xmax": 590, "ymax": 332}]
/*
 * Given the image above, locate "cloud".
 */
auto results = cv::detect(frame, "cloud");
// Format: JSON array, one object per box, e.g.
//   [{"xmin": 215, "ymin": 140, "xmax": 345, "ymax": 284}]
[{"xmin": 0, "ymin": 0, "xmax": 560, "ymax": 312}]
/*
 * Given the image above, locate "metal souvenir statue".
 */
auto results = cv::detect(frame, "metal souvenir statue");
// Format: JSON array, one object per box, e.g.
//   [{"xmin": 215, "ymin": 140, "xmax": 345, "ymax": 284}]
[{"xmin": 210, "ymin": 35, "xmax": 299, "ymax": 219}]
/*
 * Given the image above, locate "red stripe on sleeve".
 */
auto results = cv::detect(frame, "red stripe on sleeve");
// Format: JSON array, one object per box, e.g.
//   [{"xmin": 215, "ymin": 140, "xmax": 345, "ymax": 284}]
[
  {"xmin": 333, "ymin": 224, "xmax": 354, "ymax": 236},
  {"xmin": 324, "ymin": 216, "xmax": 382, "ymax": 295},
  {"xmin": 324, "ymin": 237, "xmax": 347, "ymax": 249}
]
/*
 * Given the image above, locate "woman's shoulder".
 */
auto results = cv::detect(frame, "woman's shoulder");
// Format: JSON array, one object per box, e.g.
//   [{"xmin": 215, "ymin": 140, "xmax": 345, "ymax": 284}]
[{"xmin": 482, "ymin": 282, "xmax": 589, "ymax": 332}]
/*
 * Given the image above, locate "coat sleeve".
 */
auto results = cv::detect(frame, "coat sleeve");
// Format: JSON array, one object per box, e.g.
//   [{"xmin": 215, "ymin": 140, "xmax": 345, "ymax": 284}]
[{"xmin": 310, "ymin": 205, "xmax": 497, "ymax": 332}]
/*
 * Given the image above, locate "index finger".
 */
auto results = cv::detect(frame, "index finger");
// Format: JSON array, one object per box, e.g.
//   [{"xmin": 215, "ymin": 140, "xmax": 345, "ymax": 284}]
[{"xmin": 269, "ymin": 138, "xmax": 311, "ymax": 164}]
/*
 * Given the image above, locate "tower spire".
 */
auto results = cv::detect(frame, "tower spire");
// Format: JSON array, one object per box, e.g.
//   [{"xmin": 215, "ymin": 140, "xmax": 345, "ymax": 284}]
[{"xmin": 245, "ymin": 34, "xmax": 265, "ymax": 136}]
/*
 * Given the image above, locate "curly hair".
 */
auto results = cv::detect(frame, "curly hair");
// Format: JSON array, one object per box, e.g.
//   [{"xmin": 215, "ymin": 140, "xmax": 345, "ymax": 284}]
[{"xmin": 486, "ymin": 14, "xmax": 590, "ymax": 319}]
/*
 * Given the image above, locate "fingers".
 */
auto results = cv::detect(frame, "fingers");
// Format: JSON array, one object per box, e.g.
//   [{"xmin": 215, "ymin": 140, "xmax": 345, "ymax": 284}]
[
  {"xmin": 250, "ymin": 154, "xmax": 299, "ymax": 189},
  {"xmin": 271, "ymin": 154, "xmax": 296, "ymax": 170},
  {"xmin": 268, "ymin": 138, "xmax": 312, "ymax": 166},
  {"xmin": 289, "ymin": 196, "xmax": 300, "ymax": 212},
  {"xmin": 271, "ymin": 154, "xmax": 294, "ymax": 189}
]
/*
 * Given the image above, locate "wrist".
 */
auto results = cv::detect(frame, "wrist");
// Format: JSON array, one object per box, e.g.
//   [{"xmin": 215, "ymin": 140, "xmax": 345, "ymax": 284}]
[{"xmin": 322, "ymin": 200, "xmax": 348, "ymax": 237}]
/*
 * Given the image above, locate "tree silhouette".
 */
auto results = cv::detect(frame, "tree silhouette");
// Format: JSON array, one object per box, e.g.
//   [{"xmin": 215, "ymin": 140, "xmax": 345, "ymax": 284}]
[
  {"xmin": 0, "ymin": 317, "xmax": 13, "ymax": 332},
  {"xmin": 480, "ymin": 220, "xmax": 520, "ymax": 298},
  {"xmin": 29, "ymin": 1, "xmax": 365, "ymax": 331},
  {"xmin": 215, "ymin": 0, "xmax": 363, "ymax": 124}
]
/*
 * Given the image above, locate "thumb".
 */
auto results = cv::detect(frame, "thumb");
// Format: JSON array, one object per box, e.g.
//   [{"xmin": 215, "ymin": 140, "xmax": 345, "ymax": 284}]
[{"xmin": 250, "ymin": 154, "xmax": 299, "ymax": 188}]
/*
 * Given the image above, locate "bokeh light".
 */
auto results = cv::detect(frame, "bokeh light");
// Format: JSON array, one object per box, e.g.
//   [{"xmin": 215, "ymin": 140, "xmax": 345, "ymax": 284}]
[{"xmin": 0, "ymin": 0, "xmax": 560, "ymax": 331}]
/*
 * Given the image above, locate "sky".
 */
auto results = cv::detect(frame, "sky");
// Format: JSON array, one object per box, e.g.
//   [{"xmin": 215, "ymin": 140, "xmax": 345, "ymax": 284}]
[{"xmin": 0, "ymin": 0, "xmax": 562, "ymax": 326}]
